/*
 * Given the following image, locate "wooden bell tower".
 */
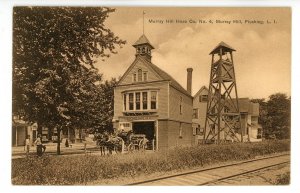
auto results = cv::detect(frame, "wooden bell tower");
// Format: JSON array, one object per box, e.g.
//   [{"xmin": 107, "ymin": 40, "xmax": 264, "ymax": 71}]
[{"xmin": 204, "ymin": 42, "xmax": 242, "ymax": 144}]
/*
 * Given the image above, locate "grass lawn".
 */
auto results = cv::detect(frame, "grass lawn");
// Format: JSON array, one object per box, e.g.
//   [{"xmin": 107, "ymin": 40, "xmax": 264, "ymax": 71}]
[{"xmin": 11, "ymin": 139, "xmax": 290, "ymax": 185}]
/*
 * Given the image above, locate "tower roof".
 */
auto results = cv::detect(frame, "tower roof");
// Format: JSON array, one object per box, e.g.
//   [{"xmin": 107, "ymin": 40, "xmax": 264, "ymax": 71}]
[
  {"xmin": 209, "ymin": 41, "xmax": 236, "ymax": 55},
  {"xmin": 132, "ymin": 34, "xmax": 154, "ymax": 49}
]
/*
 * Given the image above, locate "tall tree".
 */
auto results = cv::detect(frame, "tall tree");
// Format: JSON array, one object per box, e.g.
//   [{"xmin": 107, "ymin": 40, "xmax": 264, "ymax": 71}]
[
  {"xmin": 13, "ymin": 7, "xmax": 125, "ymax": 154},
  {"xmin": 87, "ymin": 78, "xmax": 118, "ymax": 134},
  {"xmin": 250, "ymin": 98, "xmax": 268, "ymax": 130},
  {"xmin": 251, "ymin": 93, "xmax": 291, "ymax": 139},
  {"xmin": 265, "ymin": 93, "xmax": 291, "ymax": 139}
]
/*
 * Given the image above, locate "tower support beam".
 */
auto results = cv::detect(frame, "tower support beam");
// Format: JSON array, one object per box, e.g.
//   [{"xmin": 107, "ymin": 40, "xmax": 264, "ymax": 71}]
[{"xmin": 204, "ymin": 42, "xmax": 242, "ymax": 144}]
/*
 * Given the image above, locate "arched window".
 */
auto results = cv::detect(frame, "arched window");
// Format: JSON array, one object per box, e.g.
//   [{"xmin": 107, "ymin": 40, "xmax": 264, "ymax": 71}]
[{"xmin": 138, "ymin": 69, "xmax": 142, "ymax": 81}]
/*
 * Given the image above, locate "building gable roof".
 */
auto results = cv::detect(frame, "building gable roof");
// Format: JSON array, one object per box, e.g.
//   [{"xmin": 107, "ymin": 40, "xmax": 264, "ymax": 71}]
[
  {"xmin": 237, "ymin": 98, "xmax": 250, "ymax": 113},
  {"xmin": 117, "ymin": 56, "xmax": 191, "ymax": 96},
  {"xmin": 117, "ymin": 56, "xmax": 162, "ymax": 85},
  {"xmin": 193, "ymin": 86, "xmax": 209, "ymax": 98}
]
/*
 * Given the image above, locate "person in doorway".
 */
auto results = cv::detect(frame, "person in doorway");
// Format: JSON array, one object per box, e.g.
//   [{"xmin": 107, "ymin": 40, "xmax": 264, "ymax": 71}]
[
  {"xmin": 34, "ymin": 134, "xmax": 46, "ymax": 156},
  {"xmin": 24, "ymin": 135, "xmax": 31, "ymax": 156}
]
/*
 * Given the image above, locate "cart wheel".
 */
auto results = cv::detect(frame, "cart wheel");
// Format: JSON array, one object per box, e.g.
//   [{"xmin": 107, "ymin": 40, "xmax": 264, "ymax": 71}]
[
  {"xmin": 139, "ymin": 140, "xmax": 145, "ymax": 151},
  {"xmin": 128, "ymin": 144, "xmax": 134, "ymax": 152}
]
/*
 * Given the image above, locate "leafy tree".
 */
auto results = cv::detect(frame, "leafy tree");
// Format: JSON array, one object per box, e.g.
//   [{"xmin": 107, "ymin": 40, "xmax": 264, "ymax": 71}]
[
  {"xmin": 250, "ymin": 98, "xmax": 267, "ymax": 129},
  {"xmin": 251, "ymin": 93, "xmax": 291, "ymax": 139},
  {"xmin": 265, "ymin": 93, "xmax": 291, "ymax": 139},
  {"xmin": 88, "ymin": 78, "xmax": 118, "ymax": 134},
  {"xmin": 13, "ymin": 7, "xmax": 125, "ymax": 154}
]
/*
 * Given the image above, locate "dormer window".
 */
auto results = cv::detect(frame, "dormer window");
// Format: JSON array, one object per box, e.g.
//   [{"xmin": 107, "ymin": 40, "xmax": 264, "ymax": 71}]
[
  {"xmin": 143, "ymin": 72, "xmax": 148, "ymax": 81},
  {"xmin": 133, "ymin": 73, "xmax": 137, "ymax": 82}
]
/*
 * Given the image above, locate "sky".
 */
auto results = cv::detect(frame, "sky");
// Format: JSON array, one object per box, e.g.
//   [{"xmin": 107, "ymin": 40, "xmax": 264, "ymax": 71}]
[{"xmin": 95, "ymin": 7, "xmax": 291, "ymax": 99}]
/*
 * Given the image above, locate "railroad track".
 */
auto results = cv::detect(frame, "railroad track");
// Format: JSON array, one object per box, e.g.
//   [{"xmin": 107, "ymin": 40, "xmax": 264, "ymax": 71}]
[{"xmin": 126, "ymin": 153, "xmax": 290, "ymax": 186}]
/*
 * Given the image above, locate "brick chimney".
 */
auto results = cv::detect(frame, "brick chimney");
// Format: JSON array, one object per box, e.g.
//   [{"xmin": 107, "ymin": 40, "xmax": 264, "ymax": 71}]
[{"xmin": 187, "ymin": 68, "xmax": 193, "ymax": 95}]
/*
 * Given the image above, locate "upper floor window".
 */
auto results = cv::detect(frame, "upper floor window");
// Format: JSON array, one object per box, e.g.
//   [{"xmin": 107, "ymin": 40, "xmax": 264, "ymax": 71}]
[
  {"xmin": 142, "ymin": 92, "xmax": 148, "ymax": 110},
  {"xmin": 133, "ymin": 69, "xmax": 148, "ymax": 83},
  {"xmin": 151, "ymin": 91, "xmax": 157, "ymax": 110},
  {"xmin": 143, "ymin": 72, "xmax": 148, "ymax": 81},
  {"xmin": 138, "ymin": 69, "xmax": 143, "ymax": 82},
  {"xmin": 199, "ymin": 95, "xmax": 208, "ymax": 102},
  {"xmin": 123, "ymin": 94, "xmax": 126, "ymax": 111},
  {"xmin": 180, "ymin": 96, "xmax": 183, "ymax": 114},
  {"xmin": 129, "ymin": 93, "xmax": 134, "ymax": 110},
  {"xmin": 123, "ymin": 90, "xmax": 158, "ymax": 112},
  {"xmin": 135, "ymin": 93, "xmax": 141, "ymax": 110},
  {"xmin": 193, "ymin": 108, "xmax": 198, "ymax": 119}
]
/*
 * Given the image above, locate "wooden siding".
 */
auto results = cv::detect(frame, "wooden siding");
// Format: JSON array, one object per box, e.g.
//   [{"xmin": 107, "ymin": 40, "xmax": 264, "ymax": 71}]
[
  {"xmin": 118, "ymin": 59, "xmax": 162, "ymax": 86},
  {"xmin": 169, "ymin": 86, "xmax": 193, "ymax": 123},
  {"xmin": 167, "ymin": 121, "xmax": 192, "ymax": 147},
  {"xmin": 157, "ymin": 120, "xmax": 169, "ymax": 150},
  {"xmin": 192, "ymin": 88, "xmax": 208, "ymax": 128}
]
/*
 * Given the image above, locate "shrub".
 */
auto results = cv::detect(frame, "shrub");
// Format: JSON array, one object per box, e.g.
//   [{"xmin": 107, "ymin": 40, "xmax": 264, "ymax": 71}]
[{"xmin": 12, "ymin": 139, "xmax": 290, "ymax": 185}]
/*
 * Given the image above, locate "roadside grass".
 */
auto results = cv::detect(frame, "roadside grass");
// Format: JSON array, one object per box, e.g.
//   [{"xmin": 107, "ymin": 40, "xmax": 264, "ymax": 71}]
[
  {"xmin": 274, "ymin": 172, "xmax": 290, "ymax": 185},
  {"xmin": 12, "ymin": 139, "xmax": 290, "ymax": 185}
]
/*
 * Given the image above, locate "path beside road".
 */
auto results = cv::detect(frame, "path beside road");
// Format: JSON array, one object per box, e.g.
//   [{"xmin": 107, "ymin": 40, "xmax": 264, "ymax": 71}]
[{"xmin": 12, "ymin": 141, "xmax": 99, "ymax": 159}]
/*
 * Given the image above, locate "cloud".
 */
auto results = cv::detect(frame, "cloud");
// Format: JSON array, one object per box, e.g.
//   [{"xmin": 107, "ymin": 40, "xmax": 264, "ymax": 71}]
[
  {"xmin": 94, "ymin": 8, "xmax": 290, "ymax": 99},
  {"xmin": 152, "ymin": 20, "xmax": 290, "ymax": 98}
]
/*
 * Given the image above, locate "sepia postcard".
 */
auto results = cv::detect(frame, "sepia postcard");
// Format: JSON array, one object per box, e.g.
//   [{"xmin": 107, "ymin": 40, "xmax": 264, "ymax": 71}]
[{"xmin": 3, "ymin": 3, "xmax": 298, "ymax": 193}]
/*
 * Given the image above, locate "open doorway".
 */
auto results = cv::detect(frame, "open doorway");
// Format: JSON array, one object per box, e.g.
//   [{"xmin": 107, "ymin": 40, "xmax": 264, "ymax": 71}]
[{"xmin": 132, "ymin": 121, "xmax": 155, "ymax": 150}]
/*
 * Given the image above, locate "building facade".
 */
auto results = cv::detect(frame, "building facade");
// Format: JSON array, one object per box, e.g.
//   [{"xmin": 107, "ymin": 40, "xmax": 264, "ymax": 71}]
[
  {"xmin": 192, "ymin": 86, "xmax": 209, "ymax": 144},
  {"xmin": 239, "ymin": 98, "xmax": 262, "ymax": 142},
  {"xmin": 12, "ymin": 116, "xmax": 86, "ymax": 146},
  {"xmin": 113, "ymin": 35, "xmax": 194, "ymax": 150},
  {"xmin": 12, "ymin": 115, "xmax": 37, "ymax": 146},
  {"xmin": 192, "ymin": 92, "xmax": 262, "ymax": 143}
]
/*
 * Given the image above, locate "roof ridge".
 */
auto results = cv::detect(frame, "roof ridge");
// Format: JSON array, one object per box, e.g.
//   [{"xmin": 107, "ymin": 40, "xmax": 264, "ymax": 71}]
[{"xmin": 193, "ymin": 85, "xmax": 209, "ymax": 98}]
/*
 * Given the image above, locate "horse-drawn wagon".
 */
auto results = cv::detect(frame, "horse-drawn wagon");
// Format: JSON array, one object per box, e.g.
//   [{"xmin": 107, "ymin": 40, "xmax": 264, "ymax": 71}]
[
  {"xmin": 127, "ymin": 134, "xmax": 148, "ymax": 151},
  {"xmin": 93, "ymin": 130, "xmax": 149, "ymax": 155}
]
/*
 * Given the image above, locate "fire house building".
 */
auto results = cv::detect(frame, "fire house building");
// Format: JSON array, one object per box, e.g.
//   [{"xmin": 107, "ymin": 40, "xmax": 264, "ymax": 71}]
[{"xmin": 113, "ymin": 35, "xmax": 194, "ymax": 150}]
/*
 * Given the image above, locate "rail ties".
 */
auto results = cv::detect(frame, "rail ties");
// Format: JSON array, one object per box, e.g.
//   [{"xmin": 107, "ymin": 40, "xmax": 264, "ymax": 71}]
[{"xmin": 126, "ymin": 153, "xmax": 290, "ymax": 186}]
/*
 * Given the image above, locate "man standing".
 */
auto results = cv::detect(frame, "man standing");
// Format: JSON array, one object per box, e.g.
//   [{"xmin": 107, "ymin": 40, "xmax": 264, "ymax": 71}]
[
  {"xmin": 34, "ymin": 134, "xmax": 46, "ymax": 156},
  {"xmin": 24, "ymin": 135, "xmax": 30, "ymax": 156}
]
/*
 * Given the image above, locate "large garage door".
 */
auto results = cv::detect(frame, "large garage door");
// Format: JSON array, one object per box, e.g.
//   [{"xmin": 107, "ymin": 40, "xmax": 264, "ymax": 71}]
[{"xmin": 132, "ymin": 121, "xmax": 155, "ymax": 149}]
